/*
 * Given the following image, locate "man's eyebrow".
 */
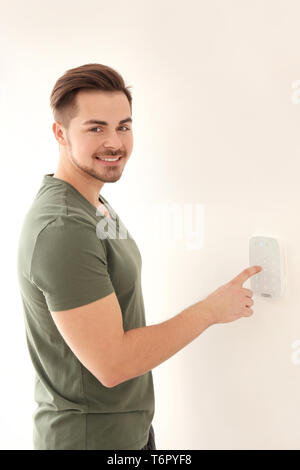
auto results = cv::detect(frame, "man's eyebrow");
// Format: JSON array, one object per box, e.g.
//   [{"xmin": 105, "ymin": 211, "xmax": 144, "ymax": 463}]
[{"xmin": 82, "ymin": 117, "xmax": 132, "ymax": 126}]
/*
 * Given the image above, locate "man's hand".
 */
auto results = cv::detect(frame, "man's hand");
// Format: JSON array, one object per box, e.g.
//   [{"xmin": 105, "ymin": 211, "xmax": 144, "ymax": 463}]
[{"xmin": 202, "ymin": 265, "xmax": 263, "ymax": 324}]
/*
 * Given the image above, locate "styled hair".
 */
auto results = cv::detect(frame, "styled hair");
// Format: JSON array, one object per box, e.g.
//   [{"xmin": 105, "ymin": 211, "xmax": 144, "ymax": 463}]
[{"xmin": 49, "ymin": 63, "xmax": 133, "ymax": 129}]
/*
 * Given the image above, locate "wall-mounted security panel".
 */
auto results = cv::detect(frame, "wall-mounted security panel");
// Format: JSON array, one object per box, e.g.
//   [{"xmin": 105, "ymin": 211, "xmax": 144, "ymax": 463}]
[{"xmin": 249, "ymin": 236, "xmax": 286, "ymax": 298}]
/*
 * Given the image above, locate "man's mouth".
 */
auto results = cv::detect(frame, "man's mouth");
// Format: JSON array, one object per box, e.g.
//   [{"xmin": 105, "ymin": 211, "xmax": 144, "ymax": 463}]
[{"xmin": 96, "ymin": 155, "xmax": 122, "ymax": 162}]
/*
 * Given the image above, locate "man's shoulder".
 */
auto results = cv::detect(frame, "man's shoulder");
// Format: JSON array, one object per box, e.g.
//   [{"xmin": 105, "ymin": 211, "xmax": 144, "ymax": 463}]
[
  {"xmin": 19, "ymin": 201, "xmax": 99, "ymax": 267},
  {"xmin": 35, "ymin": 214, "xmax": 97, "ymax": 247}
]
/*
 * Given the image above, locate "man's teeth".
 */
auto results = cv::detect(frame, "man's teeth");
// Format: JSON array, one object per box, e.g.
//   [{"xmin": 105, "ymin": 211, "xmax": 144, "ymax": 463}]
[{"xmin": 96, "ymin": 156, "xmax": 120, "ymax": 161}]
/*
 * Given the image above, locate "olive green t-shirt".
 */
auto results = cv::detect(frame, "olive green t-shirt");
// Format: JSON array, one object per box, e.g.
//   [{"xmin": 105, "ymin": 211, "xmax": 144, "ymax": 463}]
[{"xmin": 17, "ymin": 173, "xmax": 155, "ymax": 450}]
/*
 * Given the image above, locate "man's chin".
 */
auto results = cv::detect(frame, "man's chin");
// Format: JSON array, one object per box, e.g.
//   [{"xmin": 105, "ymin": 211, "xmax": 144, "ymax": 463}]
[
  {"xmin": 101, "ymin": 175, "xmax": 121, "ymax": 182},
  {"xmin": 95, "ymin": 171, "xmax": 123, "ymax": 183}
]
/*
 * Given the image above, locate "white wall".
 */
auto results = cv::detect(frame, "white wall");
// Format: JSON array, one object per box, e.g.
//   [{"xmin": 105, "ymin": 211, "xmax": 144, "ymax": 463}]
[{"xmin": 1, "ymin": 0, "xmax": 300, "ymax": 450}]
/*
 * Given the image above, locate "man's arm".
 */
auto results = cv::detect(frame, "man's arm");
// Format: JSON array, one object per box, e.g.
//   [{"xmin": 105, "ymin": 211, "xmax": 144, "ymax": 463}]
[
  {"xmin": 49, "ymin": 264, "xmax": 259, "ymax": 389},
  {"xmin": 114, "ymin": 300, "xmax": 214, "ymax": 387},
  {"xmin": 114, "ymin": 265, "xmax": 261, "ymax": 387}
]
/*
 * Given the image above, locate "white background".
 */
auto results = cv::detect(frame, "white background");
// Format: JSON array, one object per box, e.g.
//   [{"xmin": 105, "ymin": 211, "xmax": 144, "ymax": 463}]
[{"xmin": 1, "ymin": 0, "xmax": 300, "ymax": 450}]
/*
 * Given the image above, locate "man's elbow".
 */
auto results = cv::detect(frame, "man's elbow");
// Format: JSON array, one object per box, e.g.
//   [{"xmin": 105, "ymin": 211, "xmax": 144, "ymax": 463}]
[
  {"xmin": 100, "ymin": 362, "xmax": 127, "ymax": 388},
  {"xmin": 105, "ymin": 371, "xmax": 127, "ymax": 388},
  {"xmin": 105, "ymin": 378, "xmax": 119, "ymax": 388}
]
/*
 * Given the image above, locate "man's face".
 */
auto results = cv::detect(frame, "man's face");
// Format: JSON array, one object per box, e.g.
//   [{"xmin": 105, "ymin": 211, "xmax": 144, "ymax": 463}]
[{"xmin": 56, "ymin": 89, "xmax": 133, "ymax": 183}]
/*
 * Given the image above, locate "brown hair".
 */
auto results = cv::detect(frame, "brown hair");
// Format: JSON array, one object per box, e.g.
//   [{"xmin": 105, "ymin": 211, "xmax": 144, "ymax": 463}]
[{"xmin": 49, "ymin": 63, "xmax": 133, "ymax": 130}]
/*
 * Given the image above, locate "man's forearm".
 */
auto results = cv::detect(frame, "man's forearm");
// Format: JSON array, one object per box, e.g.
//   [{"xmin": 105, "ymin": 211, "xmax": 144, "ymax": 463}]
[{"xmin": 113, "ymin": 300, "xmax": 215, "ymax": 387}]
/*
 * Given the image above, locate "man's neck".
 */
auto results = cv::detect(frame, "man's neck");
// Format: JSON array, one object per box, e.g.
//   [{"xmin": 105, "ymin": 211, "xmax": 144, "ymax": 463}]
[{"xmin": 53, "ymin": 169, "xmax": 104, "ymax": 211}]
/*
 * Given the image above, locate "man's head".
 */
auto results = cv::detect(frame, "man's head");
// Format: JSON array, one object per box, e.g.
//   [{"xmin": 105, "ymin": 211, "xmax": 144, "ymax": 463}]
[{"xmin": 50, "ymin": 63, "xmax": 134, "ymax": 183}]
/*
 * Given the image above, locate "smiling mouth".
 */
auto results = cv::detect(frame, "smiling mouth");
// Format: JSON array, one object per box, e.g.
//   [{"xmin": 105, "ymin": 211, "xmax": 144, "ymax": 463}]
[
  {"xmin": 96, "ymin": 156, "xmax": 122, "ymax": 161},
  {"xmin": 95, "ymin": 156, "xmax": 124, "ymax": 167}
]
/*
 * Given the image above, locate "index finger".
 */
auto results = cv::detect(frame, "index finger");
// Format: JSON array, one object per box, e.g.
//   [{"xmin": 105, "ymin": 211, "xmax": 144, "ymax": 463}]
[{"xmin": 231, "ymin": 265, "xmax": 263, "ymax": 286}]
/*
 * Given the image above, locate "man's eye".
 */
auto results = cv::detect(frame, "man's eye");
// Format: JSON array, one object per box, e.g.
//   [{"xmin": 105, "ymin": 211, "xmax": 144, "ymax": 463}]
[{"xmin": 89, "ymin": 126, "xmax": 131, "ymax": 133}]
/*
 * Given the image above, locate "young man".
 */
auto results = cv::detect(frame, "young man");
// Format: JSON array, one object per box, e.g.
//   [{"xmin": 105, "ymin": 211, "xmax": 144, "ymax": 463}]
[{"xmin": 17, "ymin": 63, "xmax": 261, "ymax": 450}]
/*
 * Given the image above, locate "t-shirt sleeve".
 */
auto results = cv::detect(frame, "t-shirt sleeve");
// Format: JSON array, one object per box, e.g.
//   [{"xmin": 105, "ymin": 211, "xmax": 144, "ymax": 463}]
[{"xmin": 30, "ymin": 219, "xmax": 115, "ymax": 311}]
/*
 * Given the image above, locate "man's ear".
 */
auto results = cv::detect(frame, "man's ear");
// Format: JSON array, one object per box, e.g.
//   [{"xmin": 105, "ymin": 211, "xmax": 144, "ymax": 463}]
[{"xmin": 52, "ymin": 121, "xmax": 66, "ymax": 145}]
